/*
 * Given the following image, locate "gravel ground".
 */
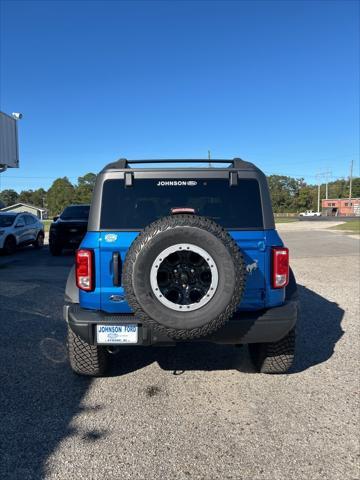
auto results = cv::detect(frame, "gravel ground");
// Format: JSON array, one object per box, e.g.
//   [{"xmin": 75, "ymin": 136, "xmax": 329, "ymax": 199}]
[{"xmin": 0, "ymin": 227, "xmax": 359, "ymax": 480}]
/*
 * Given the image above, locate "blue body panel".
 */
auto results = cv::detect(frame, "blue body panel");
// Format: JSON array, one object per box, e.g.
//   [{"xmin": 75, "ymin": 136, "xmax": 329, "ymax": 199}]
[
  {"xmin": 99, "ymin": 232, "xmax": 138, "ymax": 313},
  {"xmin": 79, "ymin": 229, "xmax": 286, "ymax": 313}
]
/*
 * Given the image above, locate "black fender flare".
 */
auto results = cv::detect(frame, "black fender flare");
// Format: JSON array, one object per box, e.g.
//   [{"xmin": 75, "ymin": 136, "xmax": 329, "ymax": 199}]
[
  {"xmin": 64, "ymin": 265, "xmax": 79, "ymax": 304},
  {"xmin": 286, "ymin": 267, "xmax": 298, "ymax": 302}
]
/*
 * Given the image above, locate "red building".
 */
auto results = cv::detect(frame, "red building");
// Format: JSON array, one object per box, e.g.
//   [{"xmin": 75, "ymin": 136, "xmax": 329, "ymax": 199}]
[{"xmin": 322, "ymin": 198, "xmax": 360, "ymax": 216}]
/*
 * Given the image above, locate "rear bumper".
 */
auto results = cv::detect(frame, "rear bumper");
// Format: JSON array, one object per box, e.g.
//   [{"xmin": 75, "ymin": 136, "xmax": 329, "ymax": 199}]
[
  {"xmin": 49, "ymin": 231, "xmax": 86, "ymax": 247},
  {"xmin": 64, "ymin": 300, "xmax": 298, "ymax": 346}
]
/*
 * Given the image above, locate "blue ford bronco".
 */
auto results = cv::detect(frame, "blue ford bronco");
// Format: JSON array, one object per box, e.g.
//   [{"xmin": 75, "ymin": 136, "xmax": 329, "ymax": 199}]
[{"xmin": 64, "ymin": 158, "xmax": 298, "ymax": 376}]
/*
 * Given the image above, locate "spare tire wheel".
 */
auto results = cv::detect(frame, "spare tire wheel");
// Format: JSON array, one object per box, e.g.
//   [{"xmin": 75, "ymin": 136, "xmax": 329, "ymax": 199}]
[{"xmin": 122, "ymin": 215, "xmax": 246, "ymax": 339}]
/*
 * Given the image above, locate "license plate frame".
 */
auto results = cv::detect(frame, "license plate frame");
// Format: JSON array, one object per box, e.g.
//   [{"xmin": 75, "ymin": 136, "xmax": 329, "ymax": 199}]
[{"xmin": 96, "ymin": 324, "xmax": 138, "ymax": 344}]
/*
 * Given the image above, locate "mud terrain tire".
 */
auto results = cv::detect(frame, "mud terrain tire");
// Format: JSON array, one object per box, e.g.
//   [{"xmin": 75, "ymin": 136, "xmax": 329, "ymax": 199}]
[
  {"xmin": 248, "ymin": 328, "xmax": 296, "ymax": 374},
  {"xmin": 67, "ymin": 327, "xmax": 109, "ymax": 376}
]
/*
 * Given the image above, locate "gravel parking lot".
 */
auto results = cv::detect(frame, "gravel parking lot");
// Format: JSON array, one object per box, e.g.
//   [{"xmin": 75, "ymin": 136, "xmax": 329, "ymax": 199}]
[{"xmin": 0, "ymin": 223, "xmax": 359, "ymax": 480}]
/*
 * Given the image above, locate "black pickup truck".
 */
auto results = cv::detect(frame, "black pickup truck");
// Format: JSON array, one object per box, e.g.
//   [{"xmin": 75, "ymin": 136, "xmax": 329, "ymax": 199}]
[{"xmin": 49, "ymin": 204, "xmax": 90, "ymax": 256}]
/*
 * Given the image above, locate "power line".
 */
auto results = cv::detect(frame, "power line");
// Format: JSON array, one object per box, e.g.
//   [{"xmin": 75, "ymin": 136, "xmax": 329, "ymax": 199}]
[
  {"xmin": 256, "ymin": 154, "xmax": 359, "ymax": 168},
  {"xmin": 264, "ymin": 171, "xmax": 340, "ymax": 179},
  {"xmin": 0, "ymin": 175, "xmax": 79, "ymax": 179},
  {"xmin": 314, "ymin": 170, "xmax": 333, "ymax": 211},
  {"xmin": 349, "ymin": 160, "xmax": 354, "ymax": 203}
]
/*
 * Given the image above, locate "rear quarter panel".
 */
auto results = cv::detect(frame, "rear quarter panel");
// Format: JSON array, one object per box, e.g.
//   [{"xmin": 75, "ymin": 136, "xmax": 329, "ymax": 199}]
[
  {"xmin": 229, "ymin": 229, "xmax": 285, "ymax": 309},
  {"xmin": 99, "ymin": 232, "xmax": 139, "ymax": 313}
]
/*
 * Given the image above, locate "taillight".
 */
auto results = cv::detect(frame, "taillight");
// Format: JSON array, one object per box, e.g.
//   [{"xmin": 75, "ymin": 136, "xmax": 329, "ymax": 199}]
[
  {"xmin": 272, "ymin": 247, "xmax": 289, "ymax": 289},
  {"xmin": 76, "ymin": 249, "xmax": 94, "ymax": 291}
]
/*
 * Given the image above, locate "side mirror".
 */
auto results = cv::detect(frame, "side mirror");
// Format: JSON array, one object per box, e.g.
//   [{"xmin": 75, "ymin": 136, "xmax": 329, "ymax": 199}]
[
  {"xmin": 15, "ymin": 221, "xmax": 25, "ymax": 228},
  {"xmin": 53, "ymin": 216, "xmax": 59, "ymax": 222}
]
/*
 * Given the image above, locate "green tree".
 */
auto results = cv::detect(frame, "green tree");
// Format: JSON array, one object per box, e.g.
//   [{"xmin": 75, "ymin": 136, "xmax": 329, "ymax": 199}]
[
  {"xmin": 31, "ymin": 188, "xmax": 47, "ymax": 208},
  {"xmin": 19, "ymin": 190, "xmax": 33, "ymax": 205},
  {"xmin": 294, "ymin": 186, "xmax": 316, "ymax": 211},
  {"xmin": 351, "ymin": 177, "xmax": 360, "ymax": 197},
  {"xmin": 74, "ymin": 173, "xmax": 97, "ymax": 204},
  {"xmin": 19, "ymin": 190, "xmax": 35, "ymax": 205},
  {"xmin": 0, "ymin": 189, "xmax": 19, "ymax": 206},
  {"xmin": 327, "ymin": 179, "xmax": 348, "ymax": 199},
  {"xmin": 47, "ymin": 177, "xmax": 75, "ymax": 216},
  {"xmin": 267, "ymin": 175, "xmax": 305, "ymax": 212},
  {"xmin": 13, "ymin": 188, "xmax": 47, "ymax": 208}
]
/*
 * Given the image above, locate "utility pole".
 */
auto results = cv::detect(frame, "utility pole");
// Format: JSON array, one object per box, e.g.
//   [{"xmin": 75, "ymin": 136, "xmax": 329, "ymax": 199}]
[
  {"xmin": 349, "ymin": 160, "xmax": 353, "ymax": 203},
  {"xmin": 323, "ymin": 170, "xmax": 332, "ymax": 199},
  {"xmin": 208, "ymin": 150, "xmax": 211, "ymax": 168},
  {"xmin": 315, "ymin": 172, "xmax": 322, "ymax": 213},
  {"xmin": 315, "ymin": 170, "xmax": 332, "ymax": 212}
]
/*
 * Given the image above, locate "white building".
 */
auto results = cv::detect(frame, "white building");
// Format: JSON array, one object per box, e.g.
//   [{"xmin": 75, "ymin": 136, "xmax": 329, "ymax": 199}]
[{"xmin": 1, "ymin": 203, "xmax": 48, "ymax": 220}]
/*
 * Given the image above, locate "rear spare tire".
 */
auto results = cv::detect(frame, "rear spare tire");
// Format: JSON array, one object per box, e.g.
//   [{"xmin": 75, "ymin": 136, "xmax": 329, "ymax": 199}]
[{"xmin": 123, "ymin": 215, "xmax": 246, "ymax": 339}]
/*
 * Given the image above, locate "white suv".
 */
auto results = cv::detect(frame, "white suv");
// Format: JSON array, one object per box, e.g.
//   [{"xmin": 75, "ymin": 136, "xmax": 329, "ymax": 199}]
[{"xmin": 0, "ymin": 212, "xmax": 45, "ymax": 254}]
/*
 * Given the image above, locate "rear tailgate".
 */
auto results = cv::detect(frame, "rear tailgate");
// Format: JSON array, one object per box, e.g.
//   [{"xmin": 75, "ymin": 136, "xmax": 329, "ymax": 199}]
[
  {"xmin": 99, "ymin": 230, "xmax": 267, "ymax": 313},
  {"xmin": 99, "ymin": 231, "xmax": 139, "ymax": 313},
  {"xmin": 229, "ymin": 231, "xmax": 266, "ymax": 309}
]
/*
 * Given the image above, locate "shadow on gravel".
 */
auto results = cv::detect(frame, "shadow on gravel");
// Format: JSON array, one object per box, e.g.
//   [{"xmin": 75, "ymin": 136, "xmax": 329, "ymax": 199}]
[
  {"xmin": 110, "ymin": 342, "xmax": 249, "ymax": 377},
  {"xmin": 291, "ymin": 284, "xmax": 345, "ymax": 373},
  {"xmin": 0, "ymin": 248, "xmax": 93, "ymax": 480},
  {"xmin": 111, "ymin": 284, "xmax": 345, "ymax": 376}
]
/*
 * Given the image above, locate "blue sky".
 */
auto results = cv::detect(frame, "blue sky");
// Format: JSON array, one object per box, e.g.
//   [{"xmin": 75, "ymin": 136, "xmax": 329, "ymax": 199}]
[{"xmin": 0, "ymin": 0, "xmax": 359, "ymax": 192}]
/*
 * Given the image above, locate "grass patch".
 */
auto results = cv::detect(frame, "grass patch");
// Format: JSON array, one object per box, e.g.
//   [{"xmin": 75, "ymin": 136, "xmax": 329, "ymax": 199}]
[
  {"xmin": 43, "ymin": 220, "xmax": 52, "ymax": 232},
  {"xmin": 330, "ymin": 220, "xmax": 360, "ymax": 233},
  {"xmin": 275, "ymin": 217, "xmax": 298, "ymax": 223}
]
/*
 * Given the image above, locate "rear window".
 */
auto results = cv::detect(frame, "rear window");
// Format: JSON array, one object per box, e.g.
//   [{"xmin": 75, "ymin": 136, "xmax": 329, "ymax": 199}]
[
  {"xmin": 61, "ymin": 205, "xmax": 90, "ymax": 220},
  {"xmin": 100, "ymin": 179, "xmax": 263, "ymax": 230}
]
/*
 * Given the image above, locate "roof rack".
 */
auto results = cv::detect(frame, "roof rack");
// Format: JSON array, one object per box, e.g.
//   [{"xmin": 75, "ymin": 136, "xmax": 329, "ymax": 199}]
[{"xmin": 102, "ymin": 157, "xmax": 254, "ymax": 171}]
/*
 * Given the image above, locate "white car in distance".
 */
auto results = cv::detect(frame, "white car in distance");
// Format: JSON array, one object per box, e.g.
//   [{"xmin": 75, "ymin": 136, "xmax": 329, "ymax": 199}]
[{"xmin": 299, "ymin": 210, "xmax": 322, "ymax": 217}]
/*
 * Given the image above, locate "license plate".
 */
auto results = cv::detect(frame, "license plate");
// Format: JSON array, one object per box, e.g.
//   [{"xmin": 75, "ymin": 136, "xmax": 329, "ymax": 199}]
[{"xmin": 96, "ymin": 324, "xmax": 138, "ymax": 344}]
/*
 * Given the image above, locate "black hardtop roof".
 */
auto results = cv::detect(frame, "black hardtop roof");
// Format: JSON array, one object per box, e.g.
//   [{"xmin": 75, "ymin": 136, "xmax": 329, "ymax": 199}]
[
  {"xmin": 101, "ymin": 157, "xmax": 260, "ymax": 173},
  {"xmin": 89, "ymin": 156, "xmax": 275, "ymax": 231}
]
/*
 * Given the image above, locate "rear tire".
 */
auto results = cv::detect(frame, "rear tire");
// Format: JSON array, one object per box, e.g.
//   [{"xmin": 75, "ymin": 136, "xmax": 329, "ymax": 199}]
[
  {"xmin": 248, "ymin": 328, "xmax": 296, "ymax": 374},
  {"xmin": 67, "ymin": 327, "xmax": 109, "ymax": 376},
  {"xmin": 33, "ymin": 232, "xmax": 44, "ymax": 249},
  {"xmin": 3, "ymin": 236, "xmax": 16, "ymax": 255}
]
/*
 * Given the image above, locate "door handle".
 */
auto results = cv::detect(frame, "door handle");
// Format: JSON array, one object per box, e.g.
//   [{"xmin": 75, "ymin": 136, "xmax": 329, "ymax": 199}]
[{"xmin": 112, "ymin": 252, "xmax": 121, "ymax": 286}]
